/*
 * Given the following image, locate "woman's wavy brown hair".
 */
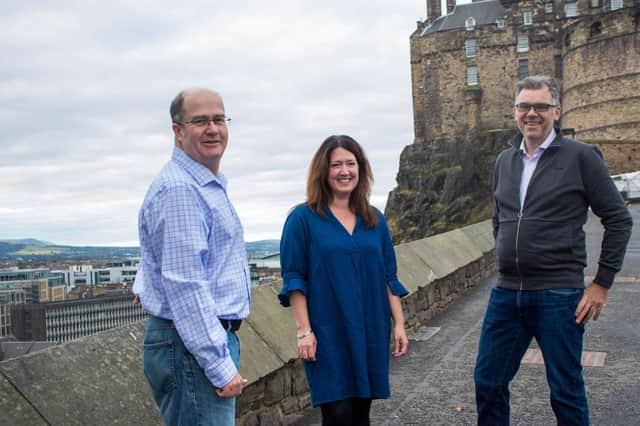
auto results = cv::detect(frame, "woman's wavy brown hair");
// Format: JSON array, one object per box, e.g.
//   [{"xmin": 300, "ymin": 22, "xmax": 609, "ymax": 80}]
[{"xmin": 306, "ymin": 135, "xmax": 378, "ymax": 228}]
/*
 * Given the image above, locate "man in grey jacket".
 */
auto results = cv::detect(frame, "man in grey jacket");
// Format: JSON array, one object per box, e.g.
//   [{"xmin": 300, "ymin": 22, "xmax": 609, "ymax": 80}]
[{"xmin": 474, "ymin": 75, "xmax": 632, "ymax": 426}]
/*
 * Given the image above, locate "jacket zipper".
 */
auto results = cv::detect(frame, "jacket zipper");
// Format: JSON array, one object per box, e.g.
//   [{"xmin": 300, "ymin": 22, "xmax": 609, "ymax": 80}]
[{"xmin": 515, "ymin": 209, "xmax": 524, "ymax": 290}]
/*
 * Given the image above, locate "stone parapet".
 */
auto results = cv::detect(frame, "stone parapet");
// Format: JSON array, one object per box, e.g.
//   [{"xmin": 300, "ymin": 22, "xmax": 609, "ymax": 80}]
[
  {"xmin": 0, "ymin": 320, "xmax": 159, "ymax": 425},
  {"xmin": 0, "ymin": 220, "xmax": 495, "ymax": 425}
]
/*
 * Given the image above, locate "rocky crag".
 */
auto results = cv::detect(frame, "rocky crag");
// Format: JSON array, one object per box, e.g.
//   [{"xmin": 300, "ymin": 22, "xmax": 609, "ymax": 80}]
[{"xmin": 385, "ymin": 129, "xmax": 514, "ymax": 243}]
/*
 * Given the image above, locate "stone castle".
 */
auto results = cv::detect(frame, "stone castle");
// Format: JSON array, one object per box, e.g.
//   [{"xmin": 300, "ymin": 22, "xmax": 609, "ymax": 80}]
[{"xmin": 385, "ymin": 0, "xmax": 639, "ymax": 242}]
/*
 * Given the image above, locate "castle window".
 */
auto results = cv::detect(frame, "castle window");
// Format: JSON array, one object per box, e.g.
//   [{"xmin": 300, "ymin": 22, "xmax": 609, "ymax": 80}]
[
  {"xmin": 590, "ymin": 21, "xmax": 603, "ymax": 37},
  {"xmin": 518, "ymin": 59, "xmax": 529, "ymax": 79},
  {"xmin": 545, "ymin": 3, "xmax": 554, "ymax": 14},
  {"xmin": 590, "ymin": 0, "xmax": 600, "ymax": 8},
  {"xmin": 466, "ymin": 39, "xmax": 477, "ymax": 57},
  {"xmin": 517, "ymin": 36, "xmax": 529, "ymax": 53},
  {"xmin": 465, "ymin": 17, "xmax": 476, "ymax": 31},
  {"xmin": 554, "ymin": 55, "xmax": 563, "ymax": 78},
  {"xmin": 565, "ymin": 2, "xmax": 578, "ymax": 17},
  {"xmin": 467, "ymin": 66, "xmax": 479, "ymax": 86},
  {"xmin": 523, "ymin": 11, "xmax": 533, "ymax": 25},
  {"xmin": 496, "ymin": 18, "xmax": 505, "ymax": 29},
  {"xmin": 610, "ymin": 0, "xmax": 623, "ymax": 10}
]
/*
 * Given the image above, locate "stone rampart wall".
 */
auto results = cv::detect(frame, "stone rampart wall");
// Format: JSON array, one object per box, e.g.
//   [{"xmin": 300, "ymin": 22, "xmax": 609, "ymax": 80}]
[{"xmin": 0, "ymin": 220, "xmax": 495, "ymax": 426}]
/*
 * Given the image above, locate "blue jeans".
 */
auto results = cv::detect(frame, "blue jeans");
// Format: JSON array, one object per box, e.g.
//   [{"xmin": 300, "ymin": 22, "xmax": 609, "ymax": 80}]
[
  {"xmin": 142, "ymin": 316, "xmax": 240, "ymax": 426},
  {"xmin": 474, "ymin": 287, "xmax": 588, "ymax": 426}
]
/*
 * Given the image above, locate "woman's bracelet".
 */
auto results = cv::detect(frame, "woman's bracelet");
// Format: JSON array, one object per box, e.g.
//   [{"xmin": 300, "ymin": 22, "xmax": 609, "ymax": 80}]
[{"xmin": 296, "ymin": 329, "xmax": 313, "ymax": 340}]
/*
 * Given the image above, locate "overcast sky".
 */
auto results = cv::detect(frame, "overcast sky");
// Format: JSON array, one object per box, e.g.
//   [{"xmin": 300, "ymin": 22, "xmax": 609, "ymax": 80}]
[{"xmin": 0, "ymin": 0, "xmax": 450, "ymax": 246}]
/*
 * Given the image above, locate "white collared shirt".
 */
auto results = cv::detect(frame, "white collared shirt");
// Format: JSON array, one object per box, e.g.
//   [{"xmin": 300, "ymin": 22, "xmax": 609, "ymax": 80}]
[{"xmin": 519, "ymin": 129, "xmax": 556, "ymax": 208}]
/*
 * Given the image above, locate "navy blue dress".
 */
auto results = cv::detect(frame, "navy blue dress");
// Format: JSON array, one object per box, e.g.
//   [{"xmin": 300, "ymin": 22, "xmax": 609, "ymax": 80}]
[{"xmin": 278, "ymin": 204, "xmax": 408, "ymax": 406}]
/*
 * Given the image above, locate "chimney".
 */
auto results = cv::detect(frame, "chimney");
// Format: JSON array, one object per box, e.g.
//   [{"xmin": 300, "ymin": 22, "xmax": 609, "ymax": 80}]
[
  {"xmin": 426, "ymin": 0, "xmax": 442, "ymax": 22},
  {"xmin": 447, "ymin": 0, "xmax": 456, "ymax": 15}
]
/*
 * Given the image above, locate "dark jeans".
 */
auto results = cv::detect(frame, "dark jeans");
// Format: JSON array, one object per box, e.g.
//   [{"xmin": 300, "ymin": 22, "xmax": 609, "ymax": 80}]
[
  {"xmin": 474, "ymin": 287, "xmax": 588, "ymax": 426},
  {"xmin": 142, "ymin": 316, "xmax": 240, "ymax": 426}
]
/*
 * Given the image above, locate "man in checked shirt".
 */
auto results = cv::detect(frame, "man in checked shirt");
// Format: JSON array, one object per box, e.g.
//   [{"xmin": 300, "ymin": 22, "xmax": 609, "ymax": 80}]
[{"xmin": 134, "ymin": 88, "xmax": 252, "ymax": 425}]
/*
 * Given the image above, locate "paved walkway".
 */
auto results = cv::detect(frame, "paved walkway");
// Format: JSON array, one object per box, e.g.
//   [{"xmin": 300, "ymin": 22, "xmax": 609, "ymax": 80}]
[{"xmin": 295, "ymin": 204, "xmax": 640, "ymax": 425}]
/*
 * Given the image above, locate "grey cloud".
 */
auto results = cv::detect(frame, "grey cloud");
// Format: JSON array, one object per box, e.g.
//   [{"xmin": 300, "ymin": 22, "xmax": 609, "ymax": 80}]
[{"xmin": 0, "ymin": 0, "xmax": 423, "ymax": 244}]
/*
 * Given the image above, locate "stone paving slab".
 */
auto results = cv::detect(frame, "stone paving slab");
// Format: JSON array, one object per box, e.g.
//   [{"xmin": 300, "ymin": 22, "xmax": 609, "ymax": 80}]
[{"xmin": 521, "ymin": 348, "xmax": 607, "ymax": 367}]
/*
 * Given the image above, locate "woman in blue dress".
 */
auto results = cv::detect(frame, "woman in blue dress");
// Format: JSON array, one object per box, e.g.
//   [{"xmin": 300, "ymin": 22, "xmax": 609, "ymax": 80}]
[{"xmin": 278, "ymin": 135, "xmax": 409, "ymax": 425}]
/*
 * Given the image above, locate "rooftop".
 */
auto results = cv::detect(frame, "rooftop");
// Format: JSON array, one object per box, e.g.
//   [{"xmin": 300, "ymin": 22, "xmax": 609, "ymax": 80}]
[{"xmin": 422, "ymin": 0, "xmax": 506, "ymax": 36}]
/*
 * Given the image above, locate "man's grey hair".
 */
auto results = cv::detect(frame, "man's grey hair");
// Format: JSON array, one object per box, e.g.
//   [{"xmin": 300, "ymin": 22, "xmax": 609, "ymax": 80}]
[
  {"xmin": 170, "ymin": 88, "xmax": 222, "ymax": 123},
  {"xmin": 515, "ymin": 75, "xmax": 560, "ymax": 105}
]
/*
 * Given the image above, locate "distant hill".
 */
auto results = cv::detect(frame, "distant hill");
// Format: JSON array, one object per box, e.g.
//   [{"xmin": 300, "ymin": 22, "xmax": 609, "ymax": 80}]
[
  {"xmin": 0, "ymin": 239, "xmax": 279, "ymax": 262},
  {"xmin": 0, "ymin": 241, "xmax": 140, "ymax": 263},
  {"xmin": 246, "ymin": 239, "xmax": 280, "ymax": 258},
  {"xmin": 0, "ymin": 238, "xmax": 54, "ymax": 247}
]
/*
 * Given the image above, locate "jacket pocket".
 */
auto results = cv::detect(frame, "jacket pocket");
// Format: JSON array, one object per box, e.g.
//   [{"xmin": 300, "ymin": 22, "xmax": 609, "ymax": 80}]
[{"xmin": 495, "ymin": 219, "xmax": 518, "ymax": 275}]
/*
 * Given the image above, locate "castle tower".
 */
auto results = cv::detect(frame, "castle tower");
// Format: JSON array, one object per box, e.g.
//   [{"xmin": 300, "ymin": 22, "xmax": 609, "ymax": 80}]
[{"xmin": 561, "ymin": 5, "xmax": 640, "ymax": 173}]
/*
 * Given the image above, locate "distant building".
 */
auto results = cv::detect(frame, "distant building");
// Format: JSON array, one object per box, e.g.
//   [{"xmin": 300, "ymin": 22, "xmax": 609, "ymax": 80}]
[
  {"xmin": 249, "ymin": 253, "xmax": 281, "ymax": 286},
  {"xmin": 0, "ymin": 286, "xmax": 29, "ymax": 306},
  {"xmin": 250, "ymin": 253, "xmax": 280, "ymax": 269},
  {"xmin": 1, "ymin": 301, "xmax": 20, "ymax": 336},
  {"xmin": 0, "ymin": 267, "xmax": 67, "ymax": 336},
  {"xmin": 11, "ymin": 294, "xmax": 147, "ymax": 343},
  {"xmin": 56, "ymin": 260, "xmax": 139, "ymax": 289},
  {"xmin": 66, "ymin": 283, "xmax": 131, "ymax": 300},
  {"xmin": 411, "ymin": 0, "xmax": 640, "ymax": 173},
  {"xmin": 1, "ymin": 268, "xmax": 49, "ymax": 304},
  {"xmin": 0, "ymin": 265, "xmax": 142, "ymax": 340},
  {"xmin": 0, "ymin": 267, "xmax": 67, "ymax": 303},
  {"xmin": 0, "ymin": 287, "xmax": 29, "ymax": 336}
]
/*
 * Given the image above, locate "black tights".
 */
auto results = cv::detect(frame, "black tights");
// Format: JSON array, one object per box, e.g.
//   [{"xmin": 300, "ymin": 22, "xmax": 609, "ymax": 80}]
[{"xmin": 320, "ymin": 398, "xmax": 373, "ymax": 426}]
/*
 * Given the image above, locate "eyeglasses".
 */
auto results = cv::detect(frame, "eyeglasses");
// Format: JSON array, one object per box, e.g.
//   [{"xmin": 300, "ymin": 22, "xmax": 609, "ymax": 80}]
[
  {"xmin": 515, "ymin": 103, "xmax": 558, "ymax": 113},
  {"xmin": 174, "ymin": 115, "xmax": 231, "ymax": 127}
]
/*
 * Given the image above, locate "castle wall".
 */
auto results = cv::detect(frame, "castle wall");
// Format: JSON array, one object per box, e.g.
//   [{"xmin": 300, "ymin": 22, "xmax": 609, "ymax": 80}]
[
  {"xmin": 410, "ymin": 1, "xmax": 639, "ymax": 171},
  {"xmin": 561, "ymin": 8, "xmax": 640, "ymax": 173},
  {"xmin": 411, "ymin": 27, "xmax": 515, "ymax": 142},
  {"xmin": 411, "ymin": 19, "xmax": 560, "ymax": 142},
  {"xmin": 593, "ymin": 142, "xmax": 640, "ymax": 175}
]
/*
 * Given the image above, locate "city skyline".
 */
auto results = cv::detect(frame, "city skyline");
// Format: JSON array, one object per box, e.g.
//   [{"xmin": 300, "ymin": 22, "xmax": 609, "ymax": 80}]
[{"xmin": 0, "ymin": 1, "xmax": 461, "ymax": 246}]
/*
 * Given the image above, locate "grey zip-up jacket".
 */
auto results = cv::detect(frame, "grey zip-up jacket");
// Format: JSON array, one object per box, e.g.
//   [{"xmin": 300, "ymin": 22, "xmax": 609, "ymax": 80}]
[{"xmin": 493, "ymin": 131, "xmax": 632, "ymax": 290}]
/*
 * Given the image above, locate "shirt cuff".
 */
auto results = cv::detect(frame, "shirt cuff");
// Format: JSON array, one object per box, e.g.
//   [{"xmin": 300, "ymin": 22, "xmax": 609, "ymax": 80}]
[
  {"xmin": 278, "ymin": 277, "xmax": 307, "ymax": 307},
  {"xmin": 388, "ymin": 279, "xmax": 409, "ymax": 298},
  {"xmin": 206, "ymin": 355, "xmax": 238, "ymax": 388},
  {"xmin": 594, "ymin": 265, "xmax": 616, "ymax": 288}
]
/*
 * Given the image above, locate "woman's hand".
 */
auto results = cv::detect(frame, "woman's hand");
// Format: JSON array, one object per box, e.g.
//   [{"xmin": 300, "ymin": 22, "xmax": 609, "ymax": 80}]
[
  {"xmin": 297, "ymin": 330, "xmax": 317, "ymax": 362},
  {"xmin": 391, "ymin": 323, "xmax": 409, "ymax": 357}
]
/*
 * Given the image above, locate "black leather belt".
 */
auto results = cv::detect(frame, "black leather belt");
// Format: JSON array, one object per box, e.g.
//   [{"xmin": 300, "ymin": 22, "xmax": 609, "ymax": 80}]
[
  {"xmin": 219, "ymin": 319, "xmax": 242, "ymax": 332},
  {"xmin": 160, "ymin": 316, "xmax": 242, "ymax": 332}
]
